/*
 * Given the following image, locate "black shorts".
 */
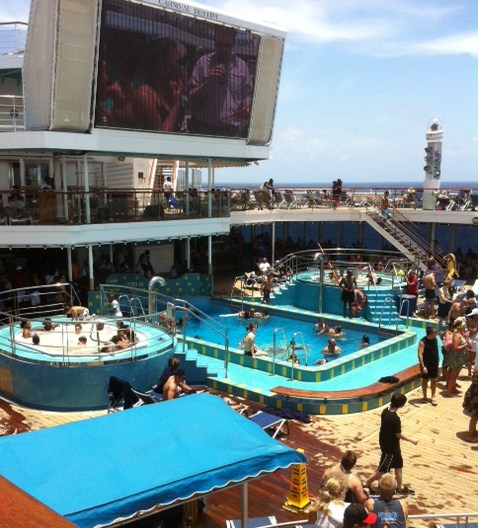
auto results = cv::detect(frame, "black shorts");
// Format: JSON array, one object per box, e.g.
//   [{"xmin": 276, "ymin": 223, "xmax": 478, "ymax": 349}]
[
  {"xmin": 341, "ymin": 290, "xmax": 355, "ymax": 303},
  {"xmin": 421, "ymin": 363, "xmax": 439, "ymax": 379},
  {"xmin": 425, "ymin": 289, "xmax": 436, "ymax": 301},
  {"xmin": 377, "ymin": 450, "xmax": 403, "ymax": 472}
]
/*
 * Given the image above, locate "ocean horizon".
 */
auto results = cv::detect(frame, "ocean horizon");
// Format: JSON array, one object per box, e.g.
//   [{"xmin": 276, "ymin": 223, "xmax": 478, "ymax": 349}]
[{"xmin": 216, "ymin": 180, "xmax": 476, "ymax": 190}]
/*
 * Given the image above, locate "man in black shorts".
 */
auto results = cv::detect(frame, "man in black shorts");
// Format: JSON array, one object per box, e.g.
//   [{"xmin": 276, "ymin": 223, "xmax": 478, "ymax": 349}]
[
  {"xmin": 418, "ymin": 326, "xmax": 439, "ymax": 405},
  {"xmin": 364, "ymin": 393, "xmax": 418, "ymax": 496}
]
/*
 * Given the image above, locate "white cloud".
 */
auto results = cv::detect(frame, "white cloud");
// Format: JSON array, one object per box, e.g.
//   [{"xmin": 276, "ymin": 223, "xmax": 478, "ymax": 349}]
[
  {"xmin": 215, "ymin": 0, "xmax": 477, "ymax": 58},
  {"xmin": 412, "ymin": 32, "xmax": 478, "ymax": 57}
]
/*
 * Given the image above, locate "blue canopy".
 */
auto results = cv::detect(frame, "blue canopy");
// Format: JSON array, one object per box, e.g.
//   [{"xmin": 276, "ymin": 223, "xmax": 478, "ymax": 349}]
[{"xmin": 0, "ymin": 393, "xmax": 306, "ymax": 528}]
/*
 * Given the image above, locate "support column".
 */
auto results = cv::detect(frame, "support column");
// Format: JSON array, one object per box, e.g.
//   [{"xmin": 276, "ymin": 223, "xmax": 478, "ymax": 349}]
[
  {"xmin": 207, "ymin": 159, "xmax": 212, "ymax": 218},
  {"xmin": 67, "ymin": 247, "xmax": 72, "ymax": 282},
  {"xmin": 88, "ymin": 245, "xmax": 95, "ymax": 291},
  {"xmin": 358, "ymin": 222, "xmax": 364, "ymax": 248},
  {"xmin": 240, "ymin": 482, "xmax": 248, "ymax": 528},
  {"xmin": 83, "ymin": 155, "xmax": 91, "ymax": 224},
  {"xmin": 429, "ymin": 223, "xmax": 436, "ymax": 251},
  {"xmin": 61, "ymin": 156, "xmax": 69, "ymax": 222},
  {"xmin": 208, "ymin": 235, "xmax": 213, "ymax": 275},
  {"xmin": 186, "ymin": 238, "xmax": 191, "ymax": 271},
  {"xmin": 271, "ymin": 222, "xmax": 276, "ymax": 263},
  {"xmin": 449, "ymin": 225, "xmax": 456, "ymax": 252}
]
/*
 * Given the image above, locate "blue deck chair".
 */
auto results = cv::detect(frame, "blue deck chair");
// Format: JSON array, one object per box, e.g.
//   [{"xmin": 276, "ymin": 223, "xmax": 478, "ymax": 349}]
[
  {"xmin": 226, "ymin": 516, "xmax": 277, "ymax": 528},
  {"xmin": 249, "ymin": 410, "xmax": 289, "ymax": 439}
]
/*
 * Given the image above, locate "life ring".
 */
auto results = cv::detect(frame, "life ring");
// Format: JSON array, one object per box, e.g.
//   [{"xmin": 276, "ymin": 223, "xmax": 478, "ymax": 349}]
[{"xmin": 351, "ymin": 289, "xmax": 367, "ymax": 317}]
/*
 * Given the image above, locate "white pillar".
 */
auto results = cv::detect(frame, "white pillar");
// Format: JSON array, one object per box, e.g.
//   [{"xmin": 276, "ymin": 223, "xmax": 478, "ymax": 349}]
[
  {"xmin": 83, "ymin": 155, "xmax": 91, "ymax": 223},
  {"xmin": 422, "ymin": 120, "xmax": 443, "ymax": 211},
  {"xmin": 88, "ymin": 245, "xmax": 94, "ymax": 291},
  {"xmin": 208, "ymin": 235, "xmax": 213, "ymax": 275}
]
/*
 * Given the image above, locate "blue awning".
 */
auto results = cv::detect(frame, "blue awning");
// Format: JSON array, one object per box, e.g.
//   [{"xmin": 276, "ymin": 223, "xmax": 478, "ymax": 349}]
[{"xmin": 0, "ymin": 393, "xmax": 306, "ymax": 528}]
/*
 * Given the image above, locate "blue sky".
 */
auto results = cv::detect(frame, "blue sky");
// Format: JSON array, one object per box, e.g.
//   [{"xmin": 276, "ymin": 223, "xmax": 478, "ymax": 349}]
[{"xmin": 2, "ymin": 0, "xmax": 477, "ymax": 185}]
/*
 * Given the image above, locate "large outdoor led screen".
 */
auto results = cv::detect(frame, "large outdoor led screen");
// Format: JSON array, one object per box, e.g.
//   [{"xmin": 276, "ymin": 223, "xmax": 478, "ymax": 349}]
[{"xmin": 95, "ymin": 0, "xmax": 261, "ymax": 140}]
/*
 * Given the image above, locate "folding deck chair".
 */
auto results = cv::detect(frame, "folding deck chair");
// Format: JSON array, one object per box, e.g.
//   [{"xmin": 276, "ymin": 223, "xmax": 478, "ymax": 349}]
[
  {"xmin": 226, "ymin": 516, "xmax": 277, "ymax": 528},
  {"xmin": 131, "ymin": 388, "xmax": 163, "ymax": 405},
  {"xmin": 249, "ymin": 410, "xmax": 289, "ymax": 439},
  {"xmin": 107, "ymin": 376, "xmax": 140, "ymax": 412}
]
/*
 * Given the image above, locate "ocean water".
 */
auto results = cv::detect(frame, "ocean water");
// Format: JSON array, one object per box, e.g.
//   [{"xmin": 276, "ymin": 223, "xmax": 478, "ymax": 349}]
[
  {"xmin": 218, "ymin": 180, "xmax": 476, "ymax": 190},
  {"xmin": 227, "ymin": 180, "xmax": 477, "ymax": 255}
]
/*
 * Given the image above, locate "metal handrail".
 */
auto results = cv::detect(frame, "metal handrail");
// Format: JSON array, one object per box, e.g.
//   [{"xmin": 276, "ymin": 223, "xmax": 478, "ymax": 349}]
[
  {"xmin": 272, "ymin": 328, "xmax": 287, "ymax": 375},
  {"xmin": 378, "ymin": 295, "xmax": 397, "ymax": 330}
]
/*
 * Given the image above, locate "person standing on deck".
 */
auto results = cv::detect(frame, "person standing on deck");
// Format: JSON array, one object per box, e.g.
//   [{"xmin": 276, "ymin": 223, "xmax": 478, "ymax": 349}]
[
  {"xmin": 422, "ymin": 270, "xmax": 437, "ymax": 319},
  {"xmin": 364, "ymin": 393, "xmax": 418, "ymax": 496},
  {"xmin": 339, "ymin": 270, "xmax": 357, "ymax": 318},
  {"xmin": 417, "ymin": 326, "xmax": 439, "ymax": 406}
]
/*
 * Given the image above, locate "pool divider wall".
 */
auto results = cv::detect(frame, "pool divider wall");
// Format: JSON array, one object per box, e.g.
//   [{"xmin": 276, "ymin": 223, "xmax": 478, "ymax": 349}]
[
  {"xmin": 179, "ymin": 325, "xmax": 416, "ymax": 384},
  {"xmin": 208, "ymin": 375, "xmax": 422, "ymax": 415}
]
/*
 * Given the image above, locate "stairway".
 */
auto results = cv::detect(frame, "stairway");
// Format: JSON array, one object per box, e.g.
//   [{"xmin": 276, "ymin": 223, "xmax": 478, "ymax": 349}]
[
  {"xmin": 366, "ymin": 290, "xmax": 400, "ymax": 326},
  {"xmin": 363, "ymin": 207, "xmax": 444, "ymax": 270}
]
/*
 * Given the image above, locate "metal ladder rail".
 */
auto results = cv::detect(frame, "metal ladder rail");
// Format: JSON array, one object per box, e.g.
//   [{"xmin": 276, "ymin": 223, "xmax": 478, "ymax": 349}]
[
  {"xmin": 129, "ymin": 296, "xmax": 147, "ymax": 317},
  {"xmin": 173, "ymin": 299, "xmax": 230, "ymax": 377},
  {"xmin": 378, "ymin": 295, "xmax": 398, "ymax": 332},
  {"xmin": 291, "ymin": 331, "xmax": 308, "ymax": 367},
  {"xmin": 272, "ymin": 328, "xmax": 287, "ymax": 376}
]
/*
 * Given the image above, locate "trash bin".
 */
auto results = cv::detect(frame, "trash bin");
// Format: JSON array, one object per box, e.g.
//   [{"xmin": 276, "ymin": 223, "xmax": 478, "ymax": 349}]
[{"xmin": 399, "ymin": 294, "xmax": 416, "ymax": 316}]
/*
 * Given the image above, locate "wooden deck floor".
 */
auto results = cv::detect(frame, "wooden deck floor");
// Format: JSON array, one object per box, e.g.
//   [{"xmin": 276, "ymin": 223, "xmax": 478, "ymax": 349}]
[{"xmin": 1, "ymin": 377, "xmax": 477, "ymax": 528}]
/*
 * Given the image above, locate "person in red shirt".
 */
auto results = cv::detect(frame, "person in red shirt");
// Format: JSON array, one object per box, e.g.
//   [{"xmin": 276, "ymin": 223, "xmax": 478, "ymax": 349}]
[{"xmin": 404, "ymin": 271, "xmax": 418, "ymax": 296}]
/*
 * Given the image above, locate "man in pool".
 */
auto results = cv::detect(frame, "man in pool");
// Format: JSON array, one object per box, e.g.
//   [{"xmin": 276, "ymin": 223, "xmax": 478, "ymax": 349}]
[
  {"xmin": 322, "ymin": 338, "xmax": 342, "ymax": 356},
  {"xmin": 39, "ymin": 318, "xmax": 58, "ymax": 331}
]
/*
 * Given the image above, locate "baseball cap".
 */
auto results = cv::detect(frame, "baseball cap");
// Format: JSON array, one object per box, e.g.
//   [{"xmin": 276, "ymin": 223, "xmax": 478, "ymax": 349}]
[
  {"xmin": 344, "ymin": 504, "xmax": 377, "ymax": 528},
  {"xmin": 466, "ymin": 308, "xmax": 478, "ymax": 318}
]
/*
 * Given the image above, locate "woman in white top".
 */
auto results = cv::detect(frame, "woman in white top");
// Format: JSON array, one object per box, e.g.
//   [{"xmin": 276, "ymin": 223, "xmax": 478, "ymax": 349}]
[{"xmin": 309, "ymin": 476, "xmax": 349, "ymax": 528}]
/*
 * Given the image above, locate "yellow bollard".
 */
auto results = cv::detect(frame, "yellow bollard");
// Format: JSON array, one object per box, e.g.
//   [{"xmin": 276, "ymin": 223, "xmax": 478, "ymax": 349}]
[{"xmin": 284, "ymin": 448, "xmax": 311, "ymax": 511}]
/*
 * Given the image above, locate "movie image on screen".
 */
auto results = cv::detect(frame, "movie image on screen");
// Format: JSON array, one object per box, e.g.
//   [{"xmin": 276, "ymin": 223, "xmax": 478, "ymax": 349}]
[{"xmin": 95, "ymin": 0, "xmax": 260, "ymax": 139}]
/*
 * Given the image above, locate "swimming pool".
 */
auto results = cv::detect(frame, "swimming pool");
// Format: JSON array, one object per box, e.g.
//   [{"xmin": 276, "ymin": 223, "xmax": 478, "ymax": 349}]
[
  {"xmin": 181, "ymin": 298, "xmax": 386, "ymax": 365},
  {"xmin": 0, "ymin": 314, "xmax": 175, "ymax": 411}
]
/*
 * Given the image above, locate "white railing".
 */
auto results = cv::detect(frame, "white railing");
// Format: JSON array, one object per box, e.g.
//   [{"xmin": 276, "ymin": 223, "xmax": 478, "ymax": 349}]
[
  {"xmin": 0, "ymin": 21, "xmax": 27, "ymax": 55},
  {"xmin": 0, "ymin": 95, "xmax": 25, "ymax": 131}
]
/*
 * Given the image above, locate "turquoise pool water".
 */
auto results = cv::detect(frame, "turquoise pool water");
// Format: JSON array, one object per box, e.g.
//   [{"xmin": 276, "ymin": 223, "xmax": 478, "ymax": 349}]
[{"xmin": 181, "ymin": 298, "xmax": 385, "ymax": 365}]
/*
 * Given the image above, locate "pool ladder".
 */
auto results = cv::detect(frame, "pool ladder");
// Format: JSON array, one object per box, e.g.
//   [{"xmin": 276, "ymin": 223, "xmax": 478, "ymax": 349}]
[{"xmin": 272, "ymin": 329, "xmax": 308, "ymax": 378}]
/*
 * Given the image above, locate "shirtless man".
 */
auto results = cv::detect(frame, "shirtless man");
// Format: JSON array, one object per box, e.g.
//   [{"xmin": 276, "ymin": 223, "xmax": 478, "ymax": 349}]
[
  {"xmin": 323, "ymin": 338, "xmax": 342, "ymax": 356},
  {"xmin": 163, "ymin": 369, "xmax": 188, "ymax": 401},
  {"xmin": 422, "ymin": 270, "xmax": 437, "ymax": 319},
  {"xmin": 339, "ymin": 270, "xmax": 357, "ymax": 318},
  {"xmin": 447, "ymin": 298, "xmax": 465, "ymax": 325},
  {"xmin": 321, "ymin": 450, "xmax": 369, "ymax": 504},
  {"xmin": 67, "ymin": 305, "xmax": 94, "ymax": 321},
  {"xmin": 328, "ymin": 325, "xmax": 345, "ymax": 338}
]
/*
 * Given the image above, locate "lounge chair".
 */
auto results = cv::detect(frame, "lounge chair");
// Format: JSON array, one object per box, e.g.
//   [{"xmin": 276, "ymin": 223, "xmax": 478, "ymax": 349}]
[
  {"xmin": 249, "ymin": 410, "xmax": 289, "ymax": 439},
  {"xmin": 282, "ymin": 190, "xmax": 297, "ymax": 209},
  {"xmin": 131, "ymin": 388, "xmax": 162, "ymax": 405},
  {"xmin": 107, "ymin": 376, "xmax": 140, "ymax": 412},
  {"xmin": 306, "ymin": 189, "xmax": 321, "ymax": 207},
  {"xmin": 226, "ymin": 516, "xmax": 277, "ymax": 528}
]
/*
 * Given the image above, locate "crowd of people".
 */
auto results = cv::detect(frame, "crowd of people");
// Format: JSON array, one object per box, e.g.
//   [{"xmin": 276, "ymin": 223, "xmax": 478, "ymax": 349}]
[{"xmin": 309, "ymin": 392, "xmax": 418, "ymax": 528}]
